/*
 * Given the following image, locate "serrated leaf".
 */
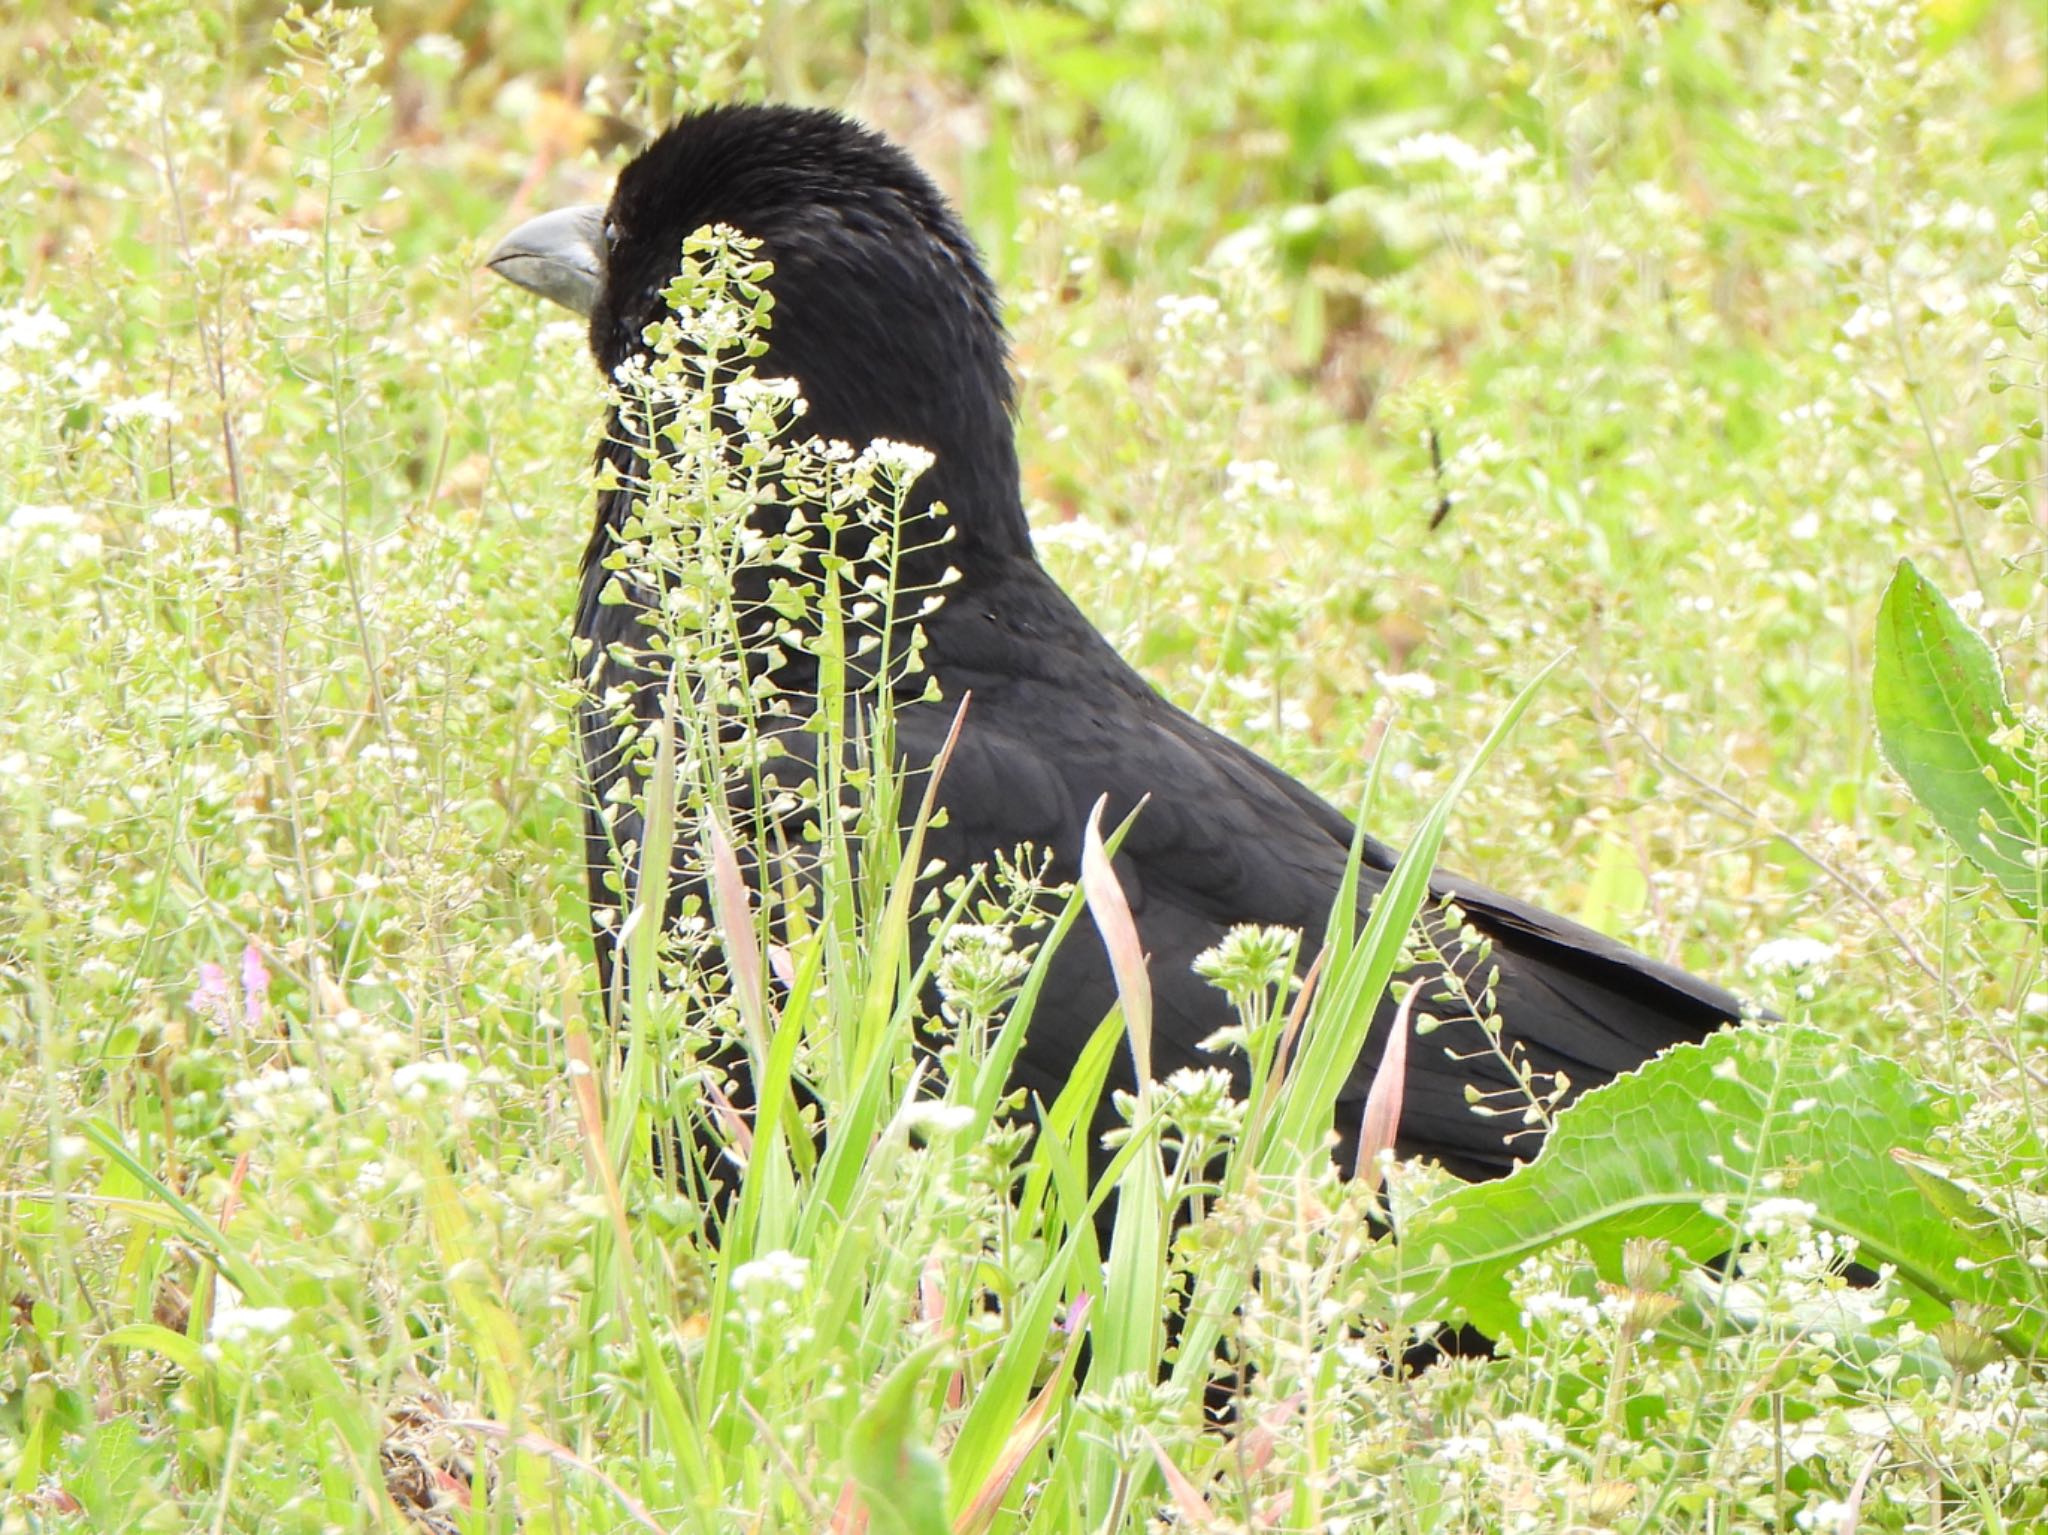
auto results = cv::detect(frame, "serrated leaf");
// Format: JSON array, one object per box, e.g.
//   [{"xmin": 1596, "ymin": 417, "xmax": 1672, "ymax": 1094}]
[
  {"xmin": 1378, "ymin": 1025, "xmax": 2041, "ymax": 1354},
  {"xmin": 1873, "ymin": 558, "xmax": 2044, "ymax": 918}
]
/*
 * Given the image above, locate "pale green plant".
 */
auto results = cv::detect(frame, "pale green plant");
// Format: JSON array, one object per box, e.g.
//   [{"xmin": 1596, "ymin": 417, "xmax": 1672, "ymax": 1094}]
[{"xmin": 2, "ymin": 0, "xmax": 2046, "ymax": 1529}]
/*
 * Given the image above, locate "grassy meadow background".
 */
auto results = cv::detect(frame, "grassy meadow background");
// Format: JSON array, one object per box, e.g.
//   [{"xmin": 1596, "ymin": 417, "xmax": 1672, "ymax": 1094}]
[{"xmin": 2, "ymin": 0, "xmax": 2046, "ymax": 1529}]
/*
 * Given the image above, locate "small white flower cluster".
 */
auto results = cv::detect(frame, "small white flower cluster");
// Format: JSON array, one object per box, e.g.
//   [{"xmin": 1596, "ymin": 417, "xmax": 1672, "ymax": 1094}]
[
  {"xmin": 1371, "ymin": 132, "xmax": 1536, "ymax": 195},
  {"xmin": 731, "ymin": 1248, "xmax": 809, "ymax": 1298},
  {"xmin": 210, "ymin": 1300, "xmax": 294, "ymax": 1346},
  {"xmin": 1221, "ymin": 457, "xmax": 1295, "ymax": 510},
  {"xmin": 1413, "ymin": 1405, "xmax": 1573, "ymax": 1534},
  {"xmin": 1746, "ymin": 936, "xmax": 1841, "ymax": 1005},
  {"xmin": 1026, "ymin": 517, "xmax": 1109, "ymax": 556},
  {"xmin": 722, "ymin": 373, "xmax": 807, "ymax": 438},
  {"xmin": 1511, "ymin": 1249, "xmax": 1603, "ymax": 1342},
  {"xmin": 1193, "ymin": 921, "xmax": 1300, "ymax": 1003},
  {"xmin": 1218, "ymin": 672, "xmax": 1312, "ymax": 735},
  {"xmin": 0, "ymin": 301, "xmax": 77, "ymax": 396},
  {"xmin": 144, "ymin": 504, "xmax": 231, "ymax": 543},
  {"xmin": 728, "ymin": 1249, "xmax": 817, "ymax": 1356},
  {"xmin": 1374, "ymin": 670, "xmax": 1439, "ymax": 702},
  {"xmin": 204, "ymin": 1291, "xmax": 297, "ymax": 1368},
  {"xmin": 1, "ymin": 504, "xmax": 101, "ymax": 567},
  {"xmin": 934, "ymin": 921, "xmax": 1029, "ymax": 1025},
  {"xmin": 1518, "ymin": 1284, "xmax": 1603, "ymax": 1339},
  {"xmin": 391, "ymin": 1057, "xmax": 473, "ymax": 1104},
  {"xmin": 1741, "ymin": 1195, "xmax": 1818, "ymax": 1240},
  {"xmin": 225, "ymin": 1067, "xmax": 329, "ymax": 1135},
  {"xmin": 0, "ymin": 302, "xmax": 70, "ymax": 354},
  {"xmin": 309, "ymin": 1004, "xmax": 412, "ymax": 1075},
  {"xmin": 384, "ymin": 1053, "xmax": 501, "ymax": 1128},
  {"xmin": 853, "ymin": 436, "xmax": 937, "ymax": 486},
  {"xmin": 408, "ymin": 31, "xmax": 464, "ymax": 66},
  {"xmin": 1153, "ymin": 1065, "xmax": 1245, "ymax": 1143},
  {"xmin": 502, "ymin": 932, "xmax": 570, "ymax": 969},
  {"xmin": 1153, "ymin": 290, "xmax": 1223, "ymax": 341}
]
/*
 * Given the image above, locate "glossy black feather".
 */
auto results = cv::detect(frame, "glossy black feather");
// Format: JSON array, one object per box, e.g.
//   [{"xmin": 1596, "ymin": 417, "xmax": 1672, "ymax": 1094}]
[{"xmin": 570, "ymin": 104, "xmax": 1748, "ymax": 1183}]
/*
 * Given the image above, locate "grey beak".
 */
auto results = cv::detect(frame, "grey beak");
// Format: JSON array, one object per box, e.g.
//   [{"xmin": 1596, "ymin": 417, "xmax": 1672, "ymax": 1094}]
[{"xmin": 487, "ymin": 204, "xmax": 607, "ymax": 317}]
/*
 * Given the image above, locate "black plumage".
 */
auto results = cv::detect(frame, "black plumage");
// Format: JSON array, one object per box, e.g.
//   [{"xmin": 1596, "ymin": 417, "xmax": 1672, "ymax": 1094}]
[{"xmin": 490, "ymin": 104, "xmax": 1748, "ymax": 1186}]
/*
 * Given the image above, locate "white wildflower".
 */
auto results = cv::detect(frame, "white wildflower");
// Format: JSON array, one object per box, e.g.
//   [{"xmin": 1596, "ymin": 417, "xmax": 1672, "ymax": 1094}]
[
  {"xmin": 102, "ymin": 391, "xmax": 182, "ymax": 428},
  {"xmin": 226, "ymin": 1067, "xmax": 326, "ymax": 1132},
  {"xmin": 903, "ymin": 1101, "xmax": 976, "ymax": 1134},
  {"xmin": 2, "ymin": 504, "xmax": 101, "ymax": 567},
  {"xmin": 392, "ymin": 1058, "xmax": 472, "ymax": 1103},
  {"xmin": 855, "ymin": 436, "xmax": 936, "ymax": 484},
  {"xmin": 1746, "ymin": 937, "xmax": 1836, "ymax": 975},
  {"xmin": 1371, "ymin": 131, "xmax": 1535, "ymax": 193},
  {"xmin": 147, "ymin": 505, "xmax": 228, "ymax": 541},
  {"xmin": 0, "ymin": 304, "xmax": 70, "ymax": 354},
  {"xmin": 211, "ymin": 1302, "xmax": 294, "ymax": 1344},
  {"xmin": 1376, "ymin": 670, "xmax": 1440, "ymax": 701},
  {"xmin": 1743, "ymin": 1196, "xmax": 1818, "ymax": 1238},
  {"xmin": 733, "ymin": 1249, "xmax": 808, "ymax": 1291},
  {"xmin": 1222, "ymin": 457, "xmax": 1295, "ymax": 507},
  {"xmin": 410, "ymin": 31, "xmax": 464, "ymax": 65},
  {"xmin": 1154, "ymin": 292, "xmax": 1222, "ymax": 339}
]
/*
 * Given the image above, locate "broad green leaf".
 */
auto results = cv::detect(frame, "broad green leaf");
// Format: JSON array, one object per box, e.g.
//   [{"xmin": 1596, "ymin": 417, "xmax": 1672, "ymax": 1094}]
[
  {"xmin": 1873, "ymin": 558, "xmax": 2045, "ymax": 918},
  {"xmin": 1378, "ymin": 1024, "xmax": 2042, "ymax": 1356}
]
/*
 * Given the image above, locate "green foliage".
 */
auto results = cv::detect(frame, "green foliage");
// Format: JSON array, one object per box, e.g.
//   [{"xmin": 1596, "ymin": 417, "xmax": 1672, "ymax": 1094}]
[
  {"xmin": 3, "ymin": 0, "xmax": 2046, "ymax": 1529},
  {"xmin": 1875, "ymin": 557, "xmax": 2045, "ymax": 919},
  {"xmin": 1383, "ymin": 1023, "xmax": 2046, "ymax": 1353}
]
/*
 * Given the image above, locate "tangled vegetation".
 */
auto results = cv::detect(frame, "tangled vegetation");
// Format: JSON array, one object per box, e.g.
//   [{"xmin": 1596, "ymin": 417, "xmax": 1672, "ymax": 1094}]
[{"xmin": 2, "ymin": 1, "xmax": 2044, "ymax": 1530}]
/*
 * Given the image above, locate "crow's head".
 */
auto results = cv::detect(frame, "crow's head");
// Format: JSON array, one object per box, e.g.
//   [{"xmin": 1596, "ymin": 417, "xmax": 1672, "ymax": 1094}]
[{"xmin": 490, "ymin": 105, "xmax": 1027, "ymax": 560}]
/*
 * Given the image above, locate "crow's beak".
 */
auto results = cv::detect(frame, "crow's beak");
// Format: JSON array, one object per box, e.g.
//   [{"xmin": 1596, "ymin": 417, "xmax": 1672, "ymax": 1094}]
[{"xmin": 487, "ymin": 204, "xmax": 607, "ymax": 317}]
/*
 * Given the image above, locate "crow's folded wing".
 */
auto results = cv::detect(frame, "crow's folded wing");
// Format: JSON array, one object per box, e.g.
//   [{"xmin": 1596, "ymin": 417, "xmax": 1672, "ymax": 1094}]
[{"xmin": 897, "ymin": 595, "xmax": 1744, "ymax": 1178}]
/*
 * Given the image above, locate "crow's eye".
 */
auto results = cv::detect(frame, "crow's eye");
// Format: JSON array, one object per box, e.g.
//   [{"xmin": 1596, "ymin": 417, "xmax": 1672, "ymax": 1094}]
[{"xmin": 604, "ymin": 220, "xmax": 621, "ymax": 248}]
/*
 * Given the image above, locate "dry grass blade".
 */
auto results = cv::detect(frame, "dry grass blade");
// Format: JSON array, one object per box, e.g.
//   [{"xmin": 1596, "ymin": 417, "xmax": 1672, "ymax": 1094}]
[
  {"xmin": 200, "ymin": 1150, "xmax": 253, "ymax": 1334},
  {"xmin": 830, "ymin": 1476, "xmax": 869, "ymax": 1535},
  {"xmin": 952, "ymin": 1294, "xmax": 1091, "ymax": 1535},
  {"xmin": 1353, "ymin": 984, "xmax": 1415, "ymax": 1184},
  {"xmin": 1140, "ymin": 1428, "xmax": 1215, "ymax": 1529},
  {"xmin": 708, "ymin": 815, "xmax": 770, "ymax": 1063},
  {"xmin": 1082, "ymin": 794, "xmax": 1153, "ymax": 1089},
  {"xmin": 917, "ymin": 691, "xmax": 973, "ymax": 816},
  {"xmin": 1272, "ymin": 945, "xmax": 1324, "ymax": 1090},
  {"xmin": 1233, "ymin": 1391, "xmax": 1303, "ymax": 1477},
  {"xmin": 700, "ymin": 1075, "xmax": 755, "ymax": 1161},
  {"xmin": 1838, "ymin": 1442, "xmax": 1886, "ymax": 1535},
  {"xmin": 564, "ymin": 1021, "xmax": 635, "ymax": 1255},
  {"xmin": 919, "ymin": 1256, "xmax": 966, "ymax": 1410}
]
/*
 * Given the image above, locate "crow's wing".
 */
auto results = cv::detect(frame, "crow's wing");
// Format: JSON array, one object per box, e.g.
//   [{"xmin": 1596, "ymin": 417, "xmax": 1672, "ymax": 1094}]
[{"xmin": 904, "ymin": 567, "xmax": 1744, "ymax": 1178}]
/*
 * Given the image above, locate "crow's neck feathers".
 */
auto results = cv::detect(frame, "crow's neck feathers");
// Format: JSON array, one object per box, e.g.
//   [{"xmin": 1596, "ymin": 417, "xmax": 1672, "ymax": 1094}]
[{"xmin": 594, "ymin": 106, "xmax": 1035, "ymax": 586}]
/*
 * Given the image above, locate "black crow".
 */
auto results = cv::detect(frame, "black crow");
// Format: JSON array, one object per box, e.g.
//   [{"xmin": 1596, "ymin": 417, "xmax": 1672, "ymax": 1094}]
[{"xmin": 489, "ymin": 104, "xmax": 1748, "ymax": 1186}]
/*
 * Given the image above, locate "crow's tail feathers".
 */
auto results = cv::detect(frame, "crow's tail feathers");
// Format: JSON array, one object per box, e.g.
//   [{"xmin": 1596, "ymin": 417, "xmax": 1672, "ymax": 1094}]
[{"xmin": 1364, "ymin": 877, "xmax": 1754, "ymax": 1180}]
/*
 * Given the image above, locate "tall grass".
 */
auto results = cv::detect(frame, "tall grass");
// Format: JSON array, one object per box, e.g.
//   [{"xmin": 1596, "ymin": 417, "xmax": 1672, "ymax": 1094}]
[{"xmin": 1, "ymin": 0, "xmax": 2043, "ymax": 1529}]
